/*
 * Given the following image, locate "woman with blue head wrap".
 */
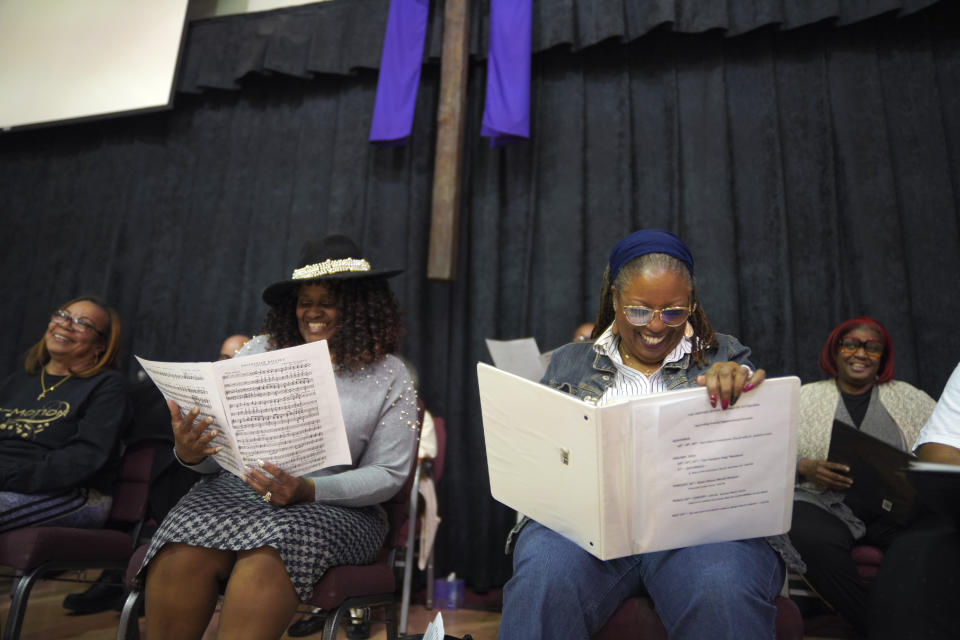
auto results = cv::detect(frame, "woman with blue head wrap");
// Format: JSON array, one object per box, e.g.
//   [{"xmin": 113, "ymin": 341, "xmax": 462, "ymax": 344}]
[
  {"xmin": 588, "ymin": 228, "xmax": 758, "ymax": 407},
  {"xmin": 498, "ymin": 229, "xmax": 794, "ymax": 640}
]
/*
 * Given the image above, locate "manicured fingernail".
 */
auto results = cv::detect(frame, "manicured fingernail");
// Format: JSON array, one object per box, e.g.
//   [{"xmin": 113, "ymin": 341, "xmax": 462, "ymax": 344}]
[
  {"xmin": 730, "ymin": 395, "xmax": 739, "ymax": 406},
  {"xmin": 721, "ymin": 398, "xmax": 729, "ymax": 409},
  {"xmin": 214, "ymin": 446, "xmax": 222, "ymax": 453},
  {"xmin": 710, "ymin": 395, "xmax": 717, "ymax": 408},
  {"xmin": 257, "ymin": 459, "xmax": 265, "ymax": 467},
  {"xmin": 743, "ymin": 383, "xmax": 754, "ymax": 392}
]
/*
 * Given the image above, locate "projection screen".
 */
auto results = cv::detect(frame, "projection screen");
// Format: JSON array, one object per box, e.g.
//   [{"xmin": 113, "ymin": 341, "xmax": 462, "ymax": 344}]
[{"xmin": 0, "ymin": 0, "xmax": 189, "ymax": 132}]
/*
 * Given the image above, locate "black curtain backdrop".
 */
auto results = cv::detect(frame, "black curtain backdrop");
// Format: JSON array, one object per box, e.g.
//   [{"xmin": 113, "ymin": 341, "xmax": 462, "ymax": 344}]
[{"xmin": 1, "ymin": 0, "xmax": 958, "ymax": 590}]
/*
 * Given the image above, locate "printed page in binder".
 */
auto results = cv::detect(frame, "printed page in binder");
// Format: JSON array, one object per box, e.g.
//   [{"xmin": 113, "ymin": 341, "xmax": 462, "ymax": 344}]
[{"xmin": 136, "ymin": 340, "xmax": 351, "ymax": 477}]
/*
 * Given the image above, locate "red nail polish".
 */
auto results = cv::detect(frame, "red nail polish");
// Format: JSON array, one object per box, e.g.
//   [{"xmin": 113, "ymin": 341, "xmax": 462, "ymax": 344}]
[
  {"xmin": 743, "ymin": 383, "xmax": 753, "ymax": 392},
  {"xmin": 710, "ymin": 395, "xmax": 717, "ymax": 407},
  {"xmin": 721, "ymin": 398, "xmax": 729, "ymax": 409}
]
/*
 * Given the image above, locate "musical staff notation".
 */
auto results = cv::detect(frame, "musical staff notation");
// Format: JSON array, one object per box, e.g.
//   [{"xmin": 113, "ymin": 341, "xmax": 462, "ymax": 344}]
[{"xmin": 135, "ymin": 340, "xmax": 350, "ymax": 479}]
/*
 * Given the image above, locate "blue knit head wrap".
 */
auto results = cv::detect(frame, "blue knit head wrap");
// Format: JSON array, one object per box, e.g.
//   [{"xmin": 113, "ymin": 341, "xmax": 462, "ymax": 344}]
[{"xmin": 608, "ymin": 229, "xmax": 695, "ymax": 281}]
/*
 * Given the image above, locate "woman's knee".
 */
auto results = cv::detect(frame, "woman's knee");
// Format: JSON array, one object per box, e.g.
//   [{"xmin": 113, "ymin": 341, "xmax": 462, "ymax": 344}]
[
  {"xmin": 229, "ymin": 547, "xmax": 295, "ymax": 592},
  {"xmin": 692, "ymin": 544, "xmax": 779, "ymax": 597},
  {"xmin": 645, "ymin": 540, "xmax": 780, "ymax": 603},
  {"xmin": 508, "ymin": 523, "xmax": 640, "ymax": 613},
  {"xmin": 148, "ymin": 543, "xmax": 235, "ymax": 585},
  {"xmin": 513, "ymin": 523, "xmax": 603, "ymax": 587}
]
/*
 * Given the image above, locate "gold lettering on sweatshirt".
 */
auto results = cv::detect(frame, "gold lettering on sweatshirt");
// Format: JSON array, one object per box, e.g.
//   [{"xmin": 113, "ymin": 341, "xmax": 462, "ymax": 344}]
[{"xmin": 0, "ymin": 401, "xmax": 71, "ymax": 439}]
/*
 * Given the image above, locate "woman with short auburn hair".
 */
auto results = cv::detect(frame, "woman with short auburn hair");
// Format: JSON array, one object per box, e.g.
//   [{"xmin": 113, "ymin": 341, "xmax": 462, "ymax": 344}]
[
  {"xmin": 0, "ymin": 295, "xmax": 130, "ymax": 532},
  {"xmin": 791, "ymin": 316, "xmax": 936, "ymax": 636}
]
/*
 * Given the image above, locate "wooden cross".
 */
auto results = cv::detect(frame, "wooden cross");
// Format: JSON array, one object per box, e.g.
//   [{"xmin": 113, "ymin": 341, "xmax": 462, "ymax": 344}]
[{"xmin": 426, "ymin": 0, "xmax": 470, "ymax": 281}]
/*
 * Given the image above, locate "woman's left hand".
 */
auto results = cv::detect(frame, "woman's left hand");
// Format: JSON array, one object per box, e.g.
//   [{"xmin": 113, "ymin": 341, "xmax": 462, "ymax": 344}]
[
  {"xmin": 244, "ymin": 460, "xmax": 315, "ymax": 507},
  {"xmin": 696, "ymin": 362, "xmax": 765, "ymax": 409}
]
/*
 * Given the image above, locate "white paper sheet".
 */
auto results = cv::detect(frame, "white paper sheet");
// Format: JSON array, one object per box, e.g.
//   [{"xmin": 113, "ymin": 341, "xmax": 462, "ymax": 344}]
[
  {"xmin": 485, "ymin": 337, "xmax": 546, "ymax": 382},
  {"xmin": 635, "ymin": 386, "xmax": 794, "ymax": 551},
  {"xmin": 422, "ymin": 611, "xmax": 445, "ymax": 640},
  {"xmin": 136, "ymin": 340, "xmax": 351, "ymax": 477}
]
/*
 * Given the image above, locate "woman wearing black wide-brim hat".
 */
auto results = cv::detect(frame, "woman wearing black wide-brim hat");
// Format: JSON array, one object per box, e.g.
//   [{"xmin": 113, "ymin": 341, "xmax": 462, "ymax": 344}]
[{"xmin": 140, "ymin": 235, "xmax": 419, "ymax": 640}]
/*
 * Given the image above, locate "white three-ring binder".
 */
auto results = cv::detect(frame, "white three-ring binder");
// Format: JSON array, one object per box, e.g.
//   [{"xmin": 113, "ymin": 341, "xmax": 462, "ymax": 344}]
[{"xmin": 478, "ymin": 362, "xmax": 799, "ymax": 560}]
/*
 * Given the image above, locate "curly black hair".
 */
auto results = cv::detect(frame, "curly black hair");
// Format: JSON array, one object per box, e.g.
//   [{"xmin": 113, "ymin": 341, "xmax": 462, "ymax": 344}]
[
  {"xmin": 592, "ymin": 253, "xmax": 717, "ymax": 368},
  {"xmin": 260, "ymin": 277, "xmax": 403, "ymax": 372}
]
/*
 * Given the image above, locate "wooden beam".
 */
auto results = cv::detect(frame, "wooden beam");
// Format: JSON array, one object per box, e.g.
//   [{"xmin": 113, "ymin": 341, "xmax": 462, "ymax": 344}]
[{"xmin": 427, "ymin": 0, "xmax": 470, "ymax": 281}]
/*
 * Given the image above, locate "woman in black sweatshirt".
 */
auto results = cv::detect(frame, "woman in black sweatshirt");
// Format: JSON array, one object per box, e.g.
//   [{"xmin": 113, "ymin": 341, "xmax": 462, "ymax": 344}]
[{"xmin": 0, "ymin": 295, "xmax": 130, "ymax": 532}]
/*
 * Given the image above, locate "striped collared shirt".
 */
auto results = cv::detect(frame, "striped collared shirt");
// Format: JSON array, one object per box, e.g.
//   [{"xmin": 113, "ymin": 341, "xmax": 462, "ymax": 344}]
[{"xmin": 593, "ymin": 323, "xmax": 692, "ymax": 405}]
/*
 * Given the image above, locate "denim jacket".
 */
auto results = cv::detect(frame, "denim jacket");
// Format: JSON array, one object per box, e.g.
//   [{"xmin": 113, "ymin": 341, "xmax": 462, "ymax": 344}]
[
  {"xmin": 504, "ymin": 333, "xmax": 804, "ymax": 571},
  {"xmin": 542, "ymin": 332, "xmax": 752, "ymax": 402}
]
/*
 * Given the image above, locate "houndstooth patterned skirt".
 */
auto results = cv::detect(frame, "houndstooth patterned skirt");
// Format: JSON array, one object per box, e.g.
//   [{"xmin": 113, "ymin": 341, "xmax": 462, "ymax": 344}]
[{"xmin": 138, "ymin": 473, "xmax": 387, "ymax": 600}]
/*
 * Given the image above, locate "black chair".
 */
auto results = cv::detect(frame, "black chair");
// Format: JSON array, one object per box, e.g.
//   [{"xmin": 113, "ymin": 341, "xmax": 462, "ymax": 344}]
[{"xmin": 0, "ymin": 442, "xmax": 155, "ymax": 640}]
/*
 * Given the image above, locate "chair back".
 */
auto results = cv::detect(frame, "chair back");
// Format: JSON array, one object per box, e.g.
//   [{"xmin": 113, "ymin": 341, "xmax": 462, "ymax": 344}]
[
  {"xmin": 381, "ymin": 400, "xmax": 424, "ymax": 550},
  {"xmin": 432, "ymin": 415, "xmax": 447, "ymax": 482},
  {"xmin": 105, "ymin": 442, "xmax": 155, "ymax": 528}
]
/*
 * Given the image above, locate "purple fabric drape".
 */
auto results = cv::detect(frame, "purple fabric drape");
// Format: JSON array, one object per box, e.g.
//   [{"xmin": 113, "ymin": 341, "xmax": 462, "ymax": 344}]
[
  {"xmin": 369, "ymin": 0, "xmax": 430, "ymax": 146},
  {"xmin": 481, "ymin": 0, "xmax": 532, "ymax": 147}
]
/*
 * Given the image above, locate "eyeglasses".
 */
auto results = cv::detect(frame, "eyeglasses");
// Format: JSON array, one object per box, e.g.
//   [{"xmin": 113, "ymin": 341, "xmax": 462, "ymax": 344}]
[
  {"xmin": 621, "ymin": 304, "xmax": 695, "ymax": 327},
  {"xmin": 50, "ymin": 309, "xmax": 105, "ymax": 337},
  {"xmin": 838, "ymin": 337, "xmax": 884, "ymax": 358}
]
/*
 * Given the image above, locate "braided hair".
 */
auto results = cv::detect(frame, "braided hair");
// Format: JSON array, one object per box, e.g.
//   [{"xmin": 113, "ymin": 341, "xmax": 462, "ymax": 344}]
[{"xmin": 592, "ymin": 253, "xmax": 717, "ymax": 368}]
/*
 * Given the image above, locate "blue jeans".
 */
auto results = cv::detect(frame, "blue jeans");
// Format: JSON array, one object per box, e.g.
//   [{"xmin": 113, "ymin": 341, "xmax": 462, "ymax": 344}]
[{"xmin": 498, "ymin": 521, "xmax": 784, "ymax": 640}]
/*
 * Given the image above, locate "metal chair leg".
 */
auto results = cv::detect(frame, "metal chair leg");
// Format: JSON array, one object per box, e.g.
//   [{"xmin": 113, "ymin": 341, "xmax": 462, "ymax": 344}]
[
  {"xmin": 116, "ymin": 588, "xmax": 144, "ymax": 640},
  {"xmin": 4, "ymin": 568, "xmax": 44, "ymax": 640},
  {"xmin": 384, "ymin": 600, "xmax": 399, "ymax": 640},
  {"xmin": 425, "ymin": 545, "xmax": 436, "ymax": 609},
  {"xmin": 322, "ymin": 605, "xmax": 345, "ymax": 640}
]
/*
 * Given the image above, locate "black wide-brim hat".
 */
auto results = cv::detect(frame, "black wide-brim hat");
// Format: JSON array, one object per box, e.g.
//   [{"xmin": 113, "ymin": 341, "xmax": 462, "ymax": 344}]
[{"xmin": 261, "ymin": 234, "xmax": 402, "ymax": 306}]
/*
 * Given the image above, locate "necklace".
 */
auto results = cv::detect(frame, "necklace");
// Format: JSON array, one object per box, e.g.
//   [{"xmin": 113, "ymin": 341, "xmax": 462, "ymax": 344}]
[
  {"xmin": 38, "ymin": 368, "xmax": 72, "ymax": 400},
  {"xmin": 618, "ymin": 343, "xmax": 661, "ymax": 375}
]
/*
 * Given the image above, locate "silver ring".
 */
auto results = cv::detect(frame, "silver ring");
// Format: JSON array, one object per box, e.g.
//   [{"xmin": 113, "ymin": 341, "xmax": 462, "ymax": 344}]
[{"xmin": 262, "ymin": 491, "xmax": 272, "ymax": 503}]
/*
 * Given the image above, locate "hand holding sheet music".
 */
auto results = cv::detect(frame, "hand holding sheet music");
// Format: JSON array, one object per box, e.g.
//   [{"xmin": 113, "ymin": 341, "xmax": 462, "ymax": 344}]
[{"xmin": 136, "ymin": 340, "xmax": 351, "ymax": 478}]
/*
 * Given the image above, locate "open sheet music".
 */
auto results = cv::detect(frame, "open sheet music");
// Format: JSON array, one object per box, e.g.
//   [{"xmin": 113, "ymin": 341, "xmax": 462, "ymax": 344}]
[
  {"xmin": 478, "ymin": 363, "xmax": 799, "ymax": 560},
  {"xmin": 135, "ymin": 340, "xmax": 351, "ymax": 478}
]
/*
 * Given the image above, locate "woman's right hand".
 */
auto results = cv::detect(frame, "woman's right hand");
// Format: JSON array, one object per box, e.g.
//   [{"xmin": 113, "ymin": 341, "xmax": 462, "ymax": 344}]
[
  {"xmin": 169, "ymin": 400, "xmax": 221, "ymax": 465},
  {"xmin": 797, "ymin": 457, "xmax": 852, "ymax": 489}
]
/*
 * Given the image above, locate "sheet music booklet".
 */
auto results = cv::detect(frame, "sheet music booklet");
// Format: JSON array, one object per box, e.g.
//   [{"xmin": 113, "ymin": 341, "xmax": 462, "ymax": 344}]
[
  {"xmin": 826, "ymin": 421, "xmax": 918, "ymax": 525},
  {"xmin": 135, "ymin": 340, "xmax": 351, "ymax": 478},
  {"xmin": 478, "ymin": 363, "xmax": 800, "ymax": 560}
]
